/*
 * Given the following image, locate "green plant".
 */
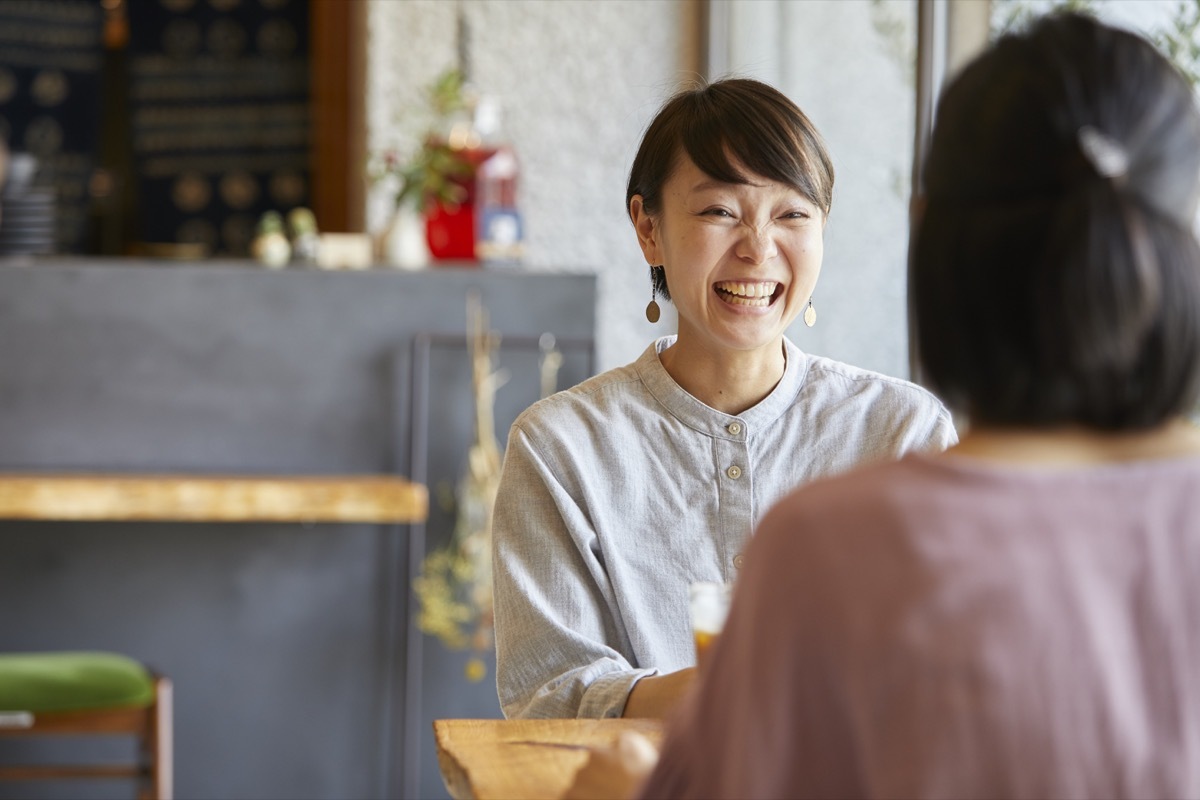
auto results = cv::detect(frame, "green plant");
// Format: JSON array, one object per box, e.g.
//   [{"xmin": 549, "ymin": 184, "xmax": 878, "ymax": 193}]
[
  {"xmin": 368, "ymin": 68, "xmax": 475, "ymax": 212},
  {"xmin": 993, "ymin": 0, "xmax": 1200, "ymax": 84},
  {"xmin": 992, "ymin": 0, "xmax": 1097, "ymax": 38},
  {"xmin": 1152, "ymin": 0, "xmax": 1200, "ymax": 86},
  {"xmin": 412, "ymin": 294, "xmax": 507, "ymax": 681}
]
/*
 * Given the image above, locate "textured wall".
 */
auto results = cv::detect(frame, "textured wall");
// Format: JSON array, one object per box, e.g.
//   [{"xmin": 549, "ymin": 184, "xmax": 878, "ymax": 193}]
[{"xmin": 367, "ymin": 0, "xmax": 701, "ymax": 371}]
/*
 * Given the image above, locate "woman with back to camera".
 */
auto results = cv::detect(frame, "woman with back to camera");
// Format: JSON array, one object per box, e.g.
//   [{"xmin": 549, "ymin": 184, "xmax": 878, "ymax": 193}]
[
  {"xmin": 568, "ymin": 11, "xmax": 1200, "ymax": 799},
  {"xmin": 491, "ymin": 77, "xmax": 957, "ymax": 721}
]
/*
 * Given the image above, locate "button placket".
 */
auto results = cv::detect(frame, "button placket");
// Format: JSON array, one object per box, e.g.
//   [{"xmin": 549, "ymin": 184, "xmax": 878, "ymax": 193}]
[
  {"xmin": 724, "ymin": 422, "xmax": 745, "ymax": 482},
  {"xmin": 715, "ymin": 424, "xmax": 751, "ymax": 583}
]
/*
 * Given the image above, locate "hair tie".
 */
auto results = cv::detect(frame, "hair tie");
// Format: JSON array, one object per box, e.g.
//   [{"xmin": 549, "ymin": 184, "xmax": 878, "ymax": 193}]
[{"xmin": 1078, "ymin": 126, "xmax": 1129, "ymax": 180}]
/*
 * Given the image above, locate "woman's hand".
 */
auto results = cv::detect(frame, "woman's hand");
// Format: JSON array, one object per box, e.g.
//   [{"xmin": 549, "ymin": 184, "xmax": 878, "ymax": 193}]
[{"xmin": 561, "ymin": 730, "xmax": 660, "ymax": 800}]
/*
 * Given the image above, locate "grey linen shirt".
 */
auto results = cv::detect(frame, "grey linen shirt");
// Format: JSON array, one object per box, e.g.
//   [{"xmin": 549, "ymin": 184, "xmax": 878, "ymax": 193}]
[{"xmin": 491, "ymin": 335, "xmax": 956, "ymax": 719}]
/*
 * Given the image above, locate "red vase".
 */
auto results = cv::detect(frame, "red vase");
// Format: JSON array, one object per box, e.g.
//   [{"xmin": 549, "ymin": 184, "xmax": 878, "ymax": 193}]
[{"xmin": 424, "ymin": 146, "xmax": 497, "ymax": 263}]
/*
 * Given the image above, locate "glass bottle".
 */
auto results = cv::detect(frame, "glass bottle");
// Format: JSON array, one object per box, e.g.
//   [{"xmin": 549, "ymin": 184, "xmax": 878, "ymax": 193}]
[
  {"xmin": 472, "ymin": 96, "xmax": 522, "ymax": 265},
  {"xmin": 423, "ymin": 94, "xmax": 522, "ymax": 265}
]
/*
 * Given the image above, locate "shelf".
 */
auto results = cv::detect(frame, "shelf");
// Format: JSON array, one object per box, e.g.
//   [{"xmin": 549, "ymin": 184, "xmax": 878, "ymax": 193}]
[{"xmin": 0, "ymin": 473, "xmax": 427, "ymax": 523}]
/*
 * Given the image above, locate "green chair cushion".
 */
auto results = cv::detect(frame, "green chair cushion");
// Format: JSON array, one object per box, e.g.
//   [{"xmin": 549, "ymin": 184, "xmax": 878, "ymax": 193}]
[{"xmin": 0, "ymin": 651, "xmax": 155, "ymax": 713}]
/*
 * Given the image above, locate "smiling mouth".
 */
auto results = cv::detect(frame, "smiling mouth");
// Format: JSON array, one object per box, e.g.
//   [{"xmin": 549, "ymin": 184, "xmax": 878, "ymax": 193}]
[{"xmin": 714, "ymin": 280, "xmax": 781, "ymax": 307}]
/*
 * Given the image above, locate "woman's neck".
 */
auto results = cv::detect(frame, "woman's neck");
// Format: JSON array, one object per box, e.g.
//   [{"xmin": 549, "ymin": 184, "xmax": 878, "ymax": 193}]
[
  {"xmin": 658, "ymin": 337, "xmax": 786, "ymax": 416},
  {"xmin": 948, "ymin": 419, "xmax": 1200, "ymax": 465}
]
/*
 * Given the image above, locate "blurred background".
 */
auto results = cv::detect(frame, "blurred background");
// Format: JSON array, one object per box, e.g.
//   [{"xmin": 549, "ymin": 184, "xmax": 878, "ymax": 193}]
[{"xmin": 0, "ymin": 1, "xmax": 1194, "ymax": 799}]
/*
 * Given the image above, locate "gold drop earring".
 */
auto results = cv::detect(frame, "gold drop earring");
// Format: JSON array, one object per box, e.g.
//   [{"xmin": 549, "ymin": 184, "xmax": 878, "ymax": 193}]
[{"xmin": 645, "ymin": 266, "xmax": 662, "ymax": 323}]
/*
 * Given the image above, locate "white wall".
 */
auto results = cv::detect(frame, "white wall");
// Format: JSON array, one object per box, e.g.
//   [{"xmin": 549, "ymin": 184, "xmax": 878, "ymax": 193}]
[{"xmin": 366, "ymin": 0, "xmax": 701, "ymax": 372}]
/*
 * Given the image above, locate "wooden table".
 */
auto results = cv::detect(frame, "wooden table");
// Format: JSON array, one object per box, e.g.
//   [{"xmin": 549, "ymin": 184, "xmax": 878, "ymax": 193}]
[
  {"xmin": 0, "ymin": 473, "xmax": 428, "ymax": 523},
  {"xmin": 434, "ymin": 718, "xmax": 665, "ymax": 800}
]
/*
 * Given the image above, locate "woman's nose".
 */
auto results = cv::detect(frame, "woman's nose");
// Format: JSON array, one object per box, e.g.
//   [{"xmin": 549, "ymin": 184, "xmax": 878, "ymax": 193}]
[{"xmin": 735, "ymin": 223, "xmax": 778, "ymax": 263}]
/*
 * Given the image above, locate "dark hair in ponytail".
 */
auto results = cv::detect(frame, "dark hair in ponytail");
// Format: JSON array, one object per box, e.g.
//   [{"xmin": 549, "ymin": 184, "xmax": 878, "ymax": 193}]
[{"xmin": 914, "ymin": 12, "xmax": 1200, "ymax": 430}]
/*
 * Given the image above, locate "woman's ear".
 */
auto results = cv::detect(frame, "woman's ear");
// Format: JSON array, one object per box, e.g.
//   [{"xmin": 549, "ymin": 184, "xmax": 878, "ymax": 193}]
[{"xmin": 629, "ymin": 195, "xmax": 661, "ymax": 265}]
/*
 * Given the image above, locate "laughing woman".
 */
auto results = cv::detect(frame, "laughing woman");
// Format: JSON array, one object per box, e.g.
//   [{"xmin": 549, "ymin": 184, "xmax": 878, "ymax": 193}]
[{"xmin": 491, "ymin": 78, "xmax": 957, "ymax": 720}]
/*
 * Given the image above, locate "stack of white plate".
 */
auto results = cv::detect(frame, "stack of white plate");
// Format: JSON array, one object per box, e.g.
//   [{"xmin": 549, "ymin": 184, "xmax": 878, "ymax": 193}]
[{"xmin": 0, "ymin": 188, "xmax": 56, "ymax": 256}]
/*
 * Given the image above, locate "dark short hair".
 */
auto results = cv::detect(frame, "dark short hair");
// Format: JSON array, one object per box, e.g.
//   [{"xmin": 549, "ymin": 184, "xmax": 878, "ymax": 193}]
[
  {"xmin": 627, "ymin": 78, "xmax": 835, "ymax": 301},
  {"xmin": 913, "ymin": 12, "xmax": 1200, "ymax": 430}
]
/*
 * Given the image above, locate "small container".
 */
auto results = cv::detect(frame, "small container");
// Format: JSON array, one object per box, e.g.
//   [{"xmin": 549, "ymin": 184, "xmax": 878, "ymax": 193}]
[{"xmin": 688, "ymin": 581, "xmax": 732, "ymax": 667}]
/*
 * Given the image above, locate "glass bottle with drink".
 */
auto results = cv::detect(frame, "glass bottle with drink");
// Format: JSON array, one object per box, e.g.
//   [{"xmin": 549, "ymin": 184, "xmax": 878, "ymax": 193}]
[
  {"xmin": 424, "ymin": 94, "xmax": 523, "ymax": 265},
  {"xmin": 689, "ymin": 581, "xmax": 732, "ymax": 668}
]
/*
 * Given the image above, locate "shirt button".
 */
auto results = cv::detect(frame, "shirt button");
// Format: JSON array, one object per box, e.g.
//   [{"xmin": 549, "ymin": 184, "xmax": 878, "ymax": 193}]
[
  {"xmin": 733, "ymin": 553, "xmax": 745, "ymax": 569},
  {"xmin": 727, "ymin": 421, "xmax": 742, "ymax": 436},
  {"xmin": 726, "ymin": 465, "xmax": 742, "ymax": 480}
]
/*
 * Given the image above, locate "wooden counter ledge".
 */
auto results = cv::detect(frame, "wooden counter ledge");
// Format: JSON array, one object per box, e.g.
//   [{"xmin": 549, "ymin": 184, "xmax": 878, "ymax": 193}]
[{"xmin": 0, "ymin": 473, "xmax": 428, "ymax": 523}]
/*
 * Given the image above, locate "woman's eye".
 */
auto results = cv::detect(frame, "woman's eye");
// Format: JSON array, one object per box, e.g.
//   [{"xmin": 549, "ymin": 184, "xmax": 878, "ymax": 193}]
[
  {"xmin": 702, "ymin": 208, "xmax": 733, "ymax": 218},
  {"xmin": 782, "ymin": 210, "xmax": 811, "ymax": 220}
]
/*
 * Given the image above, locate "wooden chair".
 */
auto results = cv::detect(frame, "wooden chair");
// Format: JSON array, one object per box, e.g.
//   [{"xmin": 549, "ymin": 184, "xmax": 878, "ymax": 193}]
[{"xmin": 0, "ymin": 651, "xmax": 172, "ymax": 800}]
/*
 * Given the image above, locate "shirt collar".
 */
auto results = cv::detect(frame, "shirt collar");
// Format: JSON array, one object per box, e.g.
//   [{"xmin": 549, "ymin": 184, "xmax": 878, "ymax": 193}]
[{"xmin": 635, "ymin": 335, "xmax": 809, "ymax": 437}]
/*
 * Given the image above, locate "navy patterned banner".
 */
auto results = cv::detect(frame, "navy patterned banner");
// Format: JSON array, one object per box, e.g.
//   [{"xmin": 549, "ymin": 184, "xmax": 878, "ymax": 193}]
[
  {"xmin": 128, "ymin": 0, "xmax": 310, "ymax": 256},
  {"xmin": 0, "ymin": 1, "xmax": 105, "ymax": 253}
]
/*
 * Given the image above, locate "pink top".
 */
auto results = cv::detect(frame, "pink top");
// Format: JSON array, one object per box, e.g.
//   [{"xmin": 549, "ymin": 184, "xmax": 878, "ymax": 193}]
[{"xmin": 639, "ymin": 452, "xmax": 1200, "ymax": 799}]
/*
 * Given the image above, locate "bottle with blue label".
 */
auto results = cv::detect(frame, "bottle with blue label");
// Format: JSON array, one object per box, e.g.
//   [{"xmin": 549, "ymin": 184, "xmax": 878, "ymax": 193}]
[{"xmin": 472, "ymin": 96, "xmax": 523, "ymax": 266}]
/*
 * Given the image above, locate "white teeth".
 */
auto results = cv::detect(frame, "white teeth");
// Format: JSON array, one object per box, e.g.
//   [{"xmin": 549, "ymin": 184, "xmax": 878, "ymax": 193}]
[
  {"xmin": 715, "ymin": 281, "xmax": 778, "ymax": 306},
  {"xmin": 725, "ymin": 294, "xmax": 770, "ymax": 307},
  {"xmin": 715, "ymin": 281, "xmax": 778, "ymax": 298}
]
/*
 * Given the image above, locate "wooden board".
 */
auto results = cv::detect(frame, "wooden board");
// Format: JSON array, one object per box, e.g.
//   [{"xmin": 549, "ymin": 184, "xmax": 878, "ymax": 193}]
[
  {"xmin": 0, "ymin": 474, "xmax": 427, "ymax": 523},
  {"xmin": 433, "ymin": 718, "xmax": 665, "ymax": 800}
]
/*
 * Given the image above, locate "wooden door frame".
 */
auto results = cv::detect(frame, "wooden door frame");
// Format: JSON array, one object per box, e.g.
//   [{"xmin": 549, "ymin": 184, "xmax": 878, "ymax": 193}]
[{"xmin": 310, "ymin": 0, "xmax": 367, "ymax": 233}]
